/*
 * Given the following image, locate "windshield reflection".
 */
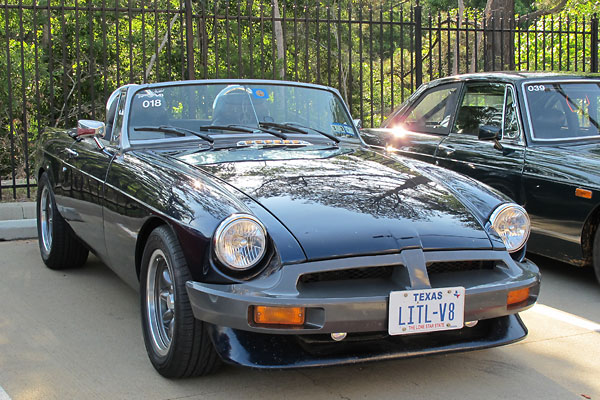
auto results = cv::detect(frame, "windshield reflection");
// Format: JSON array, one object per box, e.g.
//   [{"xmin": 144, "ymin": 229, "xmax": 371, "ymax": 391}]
[
  {"xmin": 128, "ymin": 83, "xmax": 358, "ymax": 142},
  {"xmin": 199, "ymin": 149, "xmax": 480, "ymax": 230},
  {"xmin": 526, "ymin": 82, "xmax": 600, "ymax": 141}
]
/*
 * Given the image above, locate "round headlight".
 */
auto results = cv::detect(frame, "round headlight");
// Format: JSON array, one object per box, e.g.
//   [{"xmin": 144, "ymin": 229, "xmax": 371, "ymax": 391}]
[
  {"xmin": 214, "ymin": 214, "xmax": 267, "ymax": 270},
  {"xmin": 489, "ymin": 203, "xmax": 530, "ymax": 253}
]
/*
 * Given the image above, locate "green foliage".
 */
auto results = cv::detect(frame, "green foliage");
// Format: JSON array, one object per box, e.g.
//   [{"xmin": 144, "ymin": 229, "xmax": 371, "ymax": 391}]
[
  {"xmin": 514, "ymin": 0, "xmax": 599, "ymax": 71},
  {"xmin": 422, "ymin": 0, "xmax": 534, "ymax": 15},
  {"xmin": 1, "ymin": 0, "xmax": 599, "ymax": 196},
  {"xmin": 1, "ymin": 0, "xmax": 185, "ymax": 183}
]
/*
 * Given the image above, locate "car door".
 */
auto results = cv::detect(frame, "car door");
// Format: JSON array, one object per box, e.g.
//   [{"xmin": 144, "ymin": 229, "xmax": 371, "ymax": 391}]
[
  {"xmin": 521, "ymin": 81, "xmax": 600, "ymax": 263},
  {"xmin": 100, "ymin": 87, "xmax": 146, "ymax": 287},
  {"xmin": 57, "ymin": 129, "xmax": 114, "ymax": 259},
  {"xmin": 521, "ymin": 145, "xmax": 591, "ymax": 263},
  {"xmin": 380, "ymin": 82, "xmax": 461, "ymax": 164},
  {"xmin": 436, "ymin": 82, "xmax": 526, "ymax": 202}
]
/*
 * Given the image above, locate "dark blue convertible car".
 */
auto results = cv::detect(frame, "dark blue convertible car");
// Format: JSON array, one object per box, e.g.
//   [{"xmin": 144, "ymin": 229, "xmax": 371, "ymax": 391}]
[{"xmin": 36, "ymin": 79, "xmax": 539, "ymax": 377}]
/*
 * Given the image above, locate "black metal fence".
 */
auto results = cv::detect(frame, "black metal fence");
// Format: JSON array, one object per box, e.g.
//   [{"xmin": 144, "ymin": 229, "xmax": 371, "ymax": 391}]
[{"xmin": 1, "ymin": 0, "xmax": 599, "ymax": 200}]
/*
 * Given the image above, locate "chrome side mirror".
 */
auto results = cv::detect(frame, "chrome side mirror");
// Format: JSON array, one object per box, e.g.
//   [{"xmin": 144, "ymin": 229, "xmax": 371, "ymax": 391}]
[
  {"xmin": 77, "ymin": 120, "xmax": 106, "ymax": 138},
  {"xmin": 353, "ymin": 118, "xmax": 362, "ymax": 130}
]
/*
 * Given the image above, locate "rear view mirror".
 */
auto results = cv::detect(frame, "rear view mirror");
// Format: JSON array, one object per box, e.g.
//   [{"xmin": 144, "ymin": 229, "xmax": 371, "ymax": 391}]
[
  {"xmin": 478, "ymin": 125, "xmax": 501, "ymax": 141},
  {"xmin": 77, "ymin": 120, "xmax": 105, "ymax": 138}
]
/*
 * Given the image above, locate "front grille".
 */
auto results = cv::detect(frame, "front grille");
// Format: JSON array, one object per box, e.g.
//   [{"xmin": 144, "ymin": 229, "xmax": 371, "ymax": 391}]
[
  {"xmin": 299, "ymin": 266, "xmax": 394, "ymax": 284},
  {"xmin": 427, "ymin": 260, "xmax": 494, "ymax": 275}
]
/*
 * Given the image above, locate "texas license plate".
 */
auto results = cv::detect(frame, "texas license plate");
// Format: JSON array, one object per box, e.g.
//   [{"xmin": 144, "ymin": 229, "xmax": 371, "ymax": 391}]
[{"xmin": 388, "ymin": 287, "xmax": 465, "ymax": 335}]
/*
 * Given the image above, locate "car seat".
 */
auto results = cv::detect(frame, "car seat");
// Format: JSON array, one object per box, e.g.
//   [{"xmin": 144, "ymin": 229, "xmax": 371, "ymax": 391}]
[
  {"xmin": 530, "ymin": 93, "xmax": 567, "ymax": 139},
  {"xmin": 212, "ymin": 91, "xmax": 257, "ymax": 126}
]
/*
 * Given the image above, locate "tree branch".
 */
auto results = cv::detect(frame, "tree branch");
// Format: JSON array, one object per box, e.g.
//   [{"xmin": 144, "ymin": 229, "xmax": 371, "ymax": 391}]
[
  {"xmin": 145, "ymin": 12, "xmax": 180, "ymax": 81},
  {"xmin": 55, "ymin": 71, "xmax": 79, "ymax": 127},
  {"xmin": 517, "ymin": 0, "xmax": 568, "ymax": 23}
]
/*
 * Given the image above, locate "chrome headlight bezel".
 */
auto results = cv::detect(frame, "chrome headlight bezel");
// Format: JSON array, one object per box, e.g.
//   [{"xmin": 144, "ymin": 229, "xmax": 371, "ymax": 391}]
[
  {"xmin": 213, "ymin": 213, "xmax": 268, "ymax": 271},
  {"xmin": 489, "ymin": 203, "xmax": 530, "ymax": 253}
]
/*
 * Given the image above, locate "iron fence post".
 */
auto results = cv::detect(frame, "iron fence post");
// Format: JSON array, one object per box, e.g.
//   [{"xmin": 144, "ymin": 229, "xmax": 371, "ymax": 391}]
[
  {"xmin": 184, "ymin": 0, "xmax": 195, "ymax": 80},
  {"xmin": 414, "ymin": 5, "xmax": 422, "ymax": 88},
  {"xmin": 592, "ymin": 13, "xmax": 598, "ymax": 73}
]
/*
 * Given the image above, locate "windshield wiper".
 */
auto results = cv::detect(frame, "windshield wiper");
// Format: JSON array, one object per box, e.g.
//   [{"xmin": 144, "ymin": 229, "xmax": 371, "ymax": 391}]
[
  {"xmin": 259, "ymin": 122, "xmax": 340, "ymax": 143},
  {"xmin": 198, "ymin": 124, "xmax": 288, "ymax": 140},
  {"xmin": 133, "ymin": 125, "xmax": 214, "ymax": 143}
]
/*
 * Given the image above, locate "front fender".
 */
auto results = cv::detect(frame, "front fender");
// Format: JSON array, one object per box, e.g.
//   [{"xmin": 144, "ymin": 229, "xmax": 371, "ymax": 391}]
[
  {"xmin": 118, "ymin": 151, "xmax": 305, "ymax": 286},
  {"xmin": 391, "ymin": 156, "xmax": 509, "ymax": 250}
]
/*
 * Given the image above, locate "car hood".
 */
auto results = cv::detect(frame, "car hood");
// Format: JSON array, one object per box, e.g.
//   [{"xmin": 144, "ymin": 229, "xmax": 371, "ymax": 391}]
[{"xmin": 177, "ymin": 146, "xmax": 493, "ymax": 260}]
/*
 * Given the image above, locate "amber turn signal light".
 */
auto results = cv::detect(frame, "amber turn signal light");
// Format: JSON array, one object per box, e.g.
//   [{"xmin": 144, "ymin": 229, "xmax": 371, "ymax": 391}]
[
  {"xmin": 507, "ymin": 287, "xmax": 530, "ymax": 306},
  {"xmin": 253, "ymin": 306, "xmax": 305, "ymax": 326},
  {"xmin": 575, "ymin": 188, "xmax": 592, "ymax": 199}
]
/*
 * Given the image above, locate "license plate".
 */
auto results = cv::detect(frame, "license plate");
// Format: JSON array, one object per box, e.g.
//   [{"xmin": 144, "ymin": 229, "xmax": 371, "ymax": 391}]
[{"xmin": 388, "ymin": 287, "xmax": 465, "ymax": 335}]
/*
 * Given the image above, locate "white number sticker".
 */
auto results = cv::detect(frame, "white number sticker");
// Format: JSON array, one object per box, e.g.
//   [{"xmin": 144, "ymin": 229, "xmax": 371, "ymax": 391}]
[
  {"xmin": 527, "ymin": 85, "xmax": 546, "ymax": 92},
  {"xmin": 142, "ymin": 99, "xmax": 162, "ymax": 108}
]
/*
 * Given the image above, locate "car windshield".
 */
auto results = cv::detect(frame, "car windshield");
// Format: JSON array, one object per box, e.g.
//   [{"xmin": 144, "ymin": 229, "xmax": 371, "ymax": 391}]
[
  {"xmin": 128, "ymin": 83, "xmax": 358, "ymax": 143},
  {"xmin": 525, "ymin": 81, "xmax": 600, "ymax": 141}
]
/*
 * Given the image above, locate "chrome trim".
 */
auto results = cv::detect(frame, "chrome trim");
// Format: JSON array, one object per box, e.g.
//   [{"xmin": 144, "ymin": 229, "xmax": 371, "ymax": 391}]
[
  {"xmin": 521, "ymin": 79, "xmax": 600, "ymax": 142},
  {"xmin": 501, "ymin": 85, "xmax": 525, "ymax": 145},
  {"xmin": 119, "ymin": 79, "xmax": 362, "ymax": 151},
  {"xmin": 77, "ymin": 119, "xmax": 106, "ymax": 137},
  {"xmin": 531, "ymin": 226, "xmax": 580, "ymax": 243},
  {"xmin": 213, "ymin": 213, "xmax": 268, "ymax": 271},
  {"xmin": 236, "ymin": 139, "xmax": 312, "ymax": 147},
  {"xmin": 93, "ymin": 136, "xmax": 105, "ymax": 151},
  {"xmin": 64, "ymin": 148, "xmax": 79, "ymax": 158},
  {"xmin": 119, "ymin": 86, "xmax": 136, "ymax": 151},
  {"xmin": 489, "ymin": 203, "xmax": 531, "ymax": 253},
  {"xmin": 146, "ymin": 248, "xmax": 175, "ymax": 357},
  {"xmin": 39, "ymin": 186, "xmax": 53, "ymax": 256}
]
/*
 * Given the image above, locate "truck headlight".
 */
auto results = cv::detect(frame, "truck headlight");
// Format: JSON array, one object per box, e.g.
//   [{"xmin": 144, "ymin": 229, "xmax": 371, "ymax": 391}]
[
  {"xmin": 489, "ymin": 203, "xmax": 530, "ymax": 253},
  {"xmin": 214, "ymin": 214, "xmax": 267, "ymax": 270}
]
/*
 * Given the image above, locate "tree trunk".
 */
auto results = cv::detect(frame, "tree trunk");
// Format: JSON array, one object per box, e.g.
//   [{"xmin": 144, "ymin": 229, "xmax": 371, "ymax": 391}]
[
  {"xmin": 484, "ymin": 0, "xmax": 514, "ymax": 71},
  {"xmin": 272, "ymin": 0, "xmax": 285, "ymax": 79},
  {"xmin": 452, "ymin": 0, "xmax": 465, "ymax": 74}
]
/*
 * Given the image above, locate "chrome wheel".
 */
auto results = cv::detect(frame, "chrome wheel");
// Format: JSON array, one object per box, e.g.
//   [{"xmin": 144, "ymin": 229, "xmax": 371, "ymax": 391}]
[
  {"xmin": 140, "ymin": 226, "xmax": 221, "ymax": 377},
  {"xmin": 39, "ymin": 186, "xmax": 53, "ymax": 256},
  {"xmin": 146, "ymin": 249, "xmax": 176, "ymax": 357}
]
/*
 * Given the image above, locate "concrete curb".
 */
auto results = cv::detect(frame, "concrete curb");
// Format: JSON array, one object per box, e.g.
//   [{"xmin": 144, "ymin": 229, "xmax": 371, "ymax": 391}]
[
  {"xmin": 0, "ymin": 202, "xmax": 37, "ymax": 241},
  {"xmin": 0, "ymin": 219, "xmax": 37, "ymax": 241}
]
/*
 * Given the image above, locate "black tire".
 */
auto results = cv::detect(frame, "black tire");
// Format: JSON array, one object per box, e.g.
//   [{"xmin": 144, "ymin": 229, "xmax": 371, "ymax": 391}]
[
  {"xmin": 593, "ymin": 228, "xmax": 600, "ymax": 285},
  {"xmin": 36, "ymin": 172, "xmax": 89, "ymax": 270},
  {"xmin": 140, "ymin": 225, "xmax": 221, "ymax": 378}
]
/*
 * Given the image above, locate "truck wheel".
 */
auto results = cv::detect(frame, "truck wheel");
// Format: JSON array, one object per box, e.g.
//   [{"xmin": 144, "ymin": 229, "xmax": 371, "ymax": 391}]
[
  {"xmin": 36, "ymin": 172, "xmax": 89, "ymax": 270},
  {"xmin": 140, "ymin": 225, "xmax": 221, "ymax": 378}
]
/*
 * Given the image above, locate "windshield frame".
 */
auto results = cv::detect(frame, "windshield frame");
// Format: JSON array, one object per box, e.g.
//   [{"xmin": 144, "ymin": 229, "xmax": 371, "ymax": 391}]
[
  {"xmin": 121, "ymin": 79, "xmax": 361, "ymax": 151},
  {"xmin": 522, "ymin": 79, "xmax": 600, "ymax": 144}
]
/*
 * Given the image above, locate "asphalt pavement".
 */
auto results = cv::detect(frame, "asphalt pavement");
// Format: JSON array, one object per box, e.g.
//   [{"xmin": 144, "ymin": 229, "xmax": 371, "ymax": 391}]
[{"xmin": 0, "ymin": 238, "xmax": 599, "ymax": 400}]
